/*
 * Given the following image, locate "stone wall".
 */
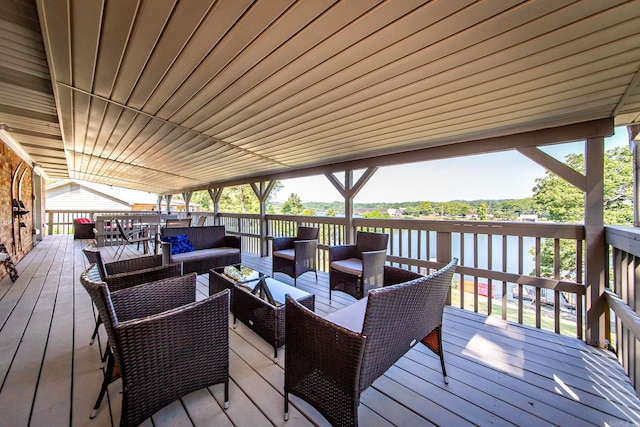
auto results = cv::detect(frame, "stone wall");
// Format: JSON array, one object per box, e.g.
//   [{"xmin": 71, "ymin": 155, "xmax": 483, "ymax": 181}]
[{"xmin": 0, "ymin": 143, "xmax": 40, "ymax": 280}]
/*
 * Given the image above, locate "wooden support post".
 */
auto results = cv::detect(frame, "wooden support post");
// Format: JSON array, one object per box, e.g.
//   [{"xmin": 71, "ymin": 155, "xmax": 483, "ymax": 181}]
[
  {"xmin": 585, "ymin": 136, "xmax": 605, "ymax": 347},
  {"xmin": 207, "ymin": 188, "xmax": 223, "ymax": 225},
  {"xmin": 325, "ymin": 167, "xmax": 378, "ymax": 244},
  {"xmin": 250, "ymin": 181, "xmax": 276, "ymax": 257},
  {"xmin": 183, "ymin": 192, "xmax": 192, "ymax": 214}
]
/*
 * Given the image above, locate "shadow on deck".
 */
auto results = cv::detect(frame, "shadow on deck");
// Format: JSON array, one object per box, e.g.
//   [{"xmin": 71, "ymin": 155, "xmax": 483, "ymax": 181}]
[{"xmin": 0, "ymin": 236, "xmax": 637, "ymax": 426}]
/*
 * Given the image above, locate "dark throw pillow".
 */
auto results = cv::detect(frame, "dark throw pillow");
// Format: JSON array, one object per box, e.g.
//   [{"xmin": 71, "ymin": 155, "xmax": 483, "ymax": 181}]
[{"xmin": 161, "ymin": 234, "xmax": 194, "ymax": 255}]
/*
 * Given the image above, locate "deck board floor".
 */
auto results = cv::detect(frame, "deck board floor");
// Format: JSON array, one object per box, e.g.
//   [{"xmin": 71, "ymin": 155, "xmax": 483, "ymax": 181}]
[{"xmin": 0, "ymin": 235, "xmax": 638, "ymax": 426}]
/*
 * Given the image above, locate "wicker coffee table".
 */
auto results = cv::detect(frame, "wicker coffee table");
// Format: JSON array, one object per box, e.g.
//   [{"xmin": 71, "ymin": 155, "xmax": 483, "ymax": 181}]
[{"xmin": 233, "ymin": 277, "xmax": 315, "ymax": 361}]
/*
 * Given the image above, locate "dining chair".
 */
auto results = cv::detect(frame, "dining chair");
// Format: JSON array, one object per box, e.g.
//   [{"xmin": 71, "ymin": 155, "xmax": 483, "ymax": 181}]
[{"xmin": 114, "ymin": 218, "xmax": 154, "ymax": 259}]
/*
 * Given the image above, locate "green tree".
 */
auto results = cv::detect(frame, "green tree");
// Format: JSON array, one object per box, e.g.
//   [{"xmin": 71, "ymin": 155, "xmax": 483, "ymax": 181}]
[
  {"xmin": 477, "ymin": 203, "xmax": 488, "ymax": 220},
  {"xmin": 532, "ymin": 146, "xmax": 633, "ymax": 224},
  {"xmin": 301, "ymin": 208, "xmax": 316, "ymax": 216},
  {"xmin": 220, "ymin": 185, "xmax": 259, "ymax": 213},
  {"xmin": 216, "ymin": 181, "xmax": 283, "ymax": 213},
  {"xmin": 325, "ymin": 208, "xmax": 337, "ymax": 217},
  {"xmin": 362, "ymin": 210, "xmax": 391, "ymax": 219},
  {"xmin": 281, "ymin": 193, "xmax": 303, "ymax": 215},
  {"xmin": 531, "ymin": 145, "xmax": 633, "ymax": 279},
  {"xmin": 190, "ymin": 190, "xmax": 212, "ymax": 211},
  {"xmin": 417, "ymin": 201, "xmax": 433, "ymax": 216}
]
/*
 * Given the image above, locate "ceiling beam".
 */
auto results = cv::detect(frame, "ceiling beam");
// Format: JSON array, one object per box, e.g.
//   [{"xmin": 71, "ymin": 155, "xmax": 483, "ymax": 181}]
[{"xmin": 181, "ymin": 118, "xmax": 614, "ymax": 193}]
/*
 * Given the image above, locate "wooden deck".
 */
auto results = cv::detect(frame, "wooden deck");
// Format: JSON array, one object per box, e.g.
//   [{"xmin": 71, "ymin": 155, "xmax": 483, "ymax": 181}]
[{"xmin": 0, "ymin": 235, "xmax": 638, "ymax": 426}]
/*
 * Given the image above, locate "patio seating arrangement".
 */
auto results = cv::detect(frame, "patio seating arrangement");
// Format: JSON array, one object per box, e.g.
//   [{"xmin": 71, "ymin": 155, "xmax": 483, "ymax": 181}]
[
  {"xmin": 82, "ymin": 245, "xmax": 182, "ymax": 346},
  {"xmin": 272, "ymin": 226, "xmax": 319, "ymax": 286},
  {"xmin": 328, "ymin": 230, "xmax": 389, "ymax": 300},
  {"xmin": 79, "ymin": 265, "xmax": 230, "ymax": 426},
  {"xmin": 284, "ymin": 258, "xmax": 458, "ymax": 426},
  {"xmin": 114, "ymin": 218, "xmax": 155, "ymax": 259},
  {"xmin": 164, "ymin": 218, "xmax": 192, "ymax": 228}
]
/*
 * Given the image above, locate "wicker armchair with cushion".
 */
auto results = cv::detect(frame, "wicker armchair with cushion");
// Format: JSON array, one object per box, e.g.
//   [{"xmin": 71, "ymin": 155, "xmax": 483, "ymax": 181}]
[
  {"xmin": 79, "ymin": 265, "xmax": 230, "ymax": 427},
  {"xmin": 82, "ymin": 244, "xmax": 182, "ymax": 346},
  {"xmin": 328, "ymin": 230, "xmax": 389, "ymax": 301},
  {"xmin": 284, "ymin": 259, "xmax": 458, "ymax": 426},
  {"xmin": 272, "ymin": 226, "xmax": 319, "ymax": 286}
]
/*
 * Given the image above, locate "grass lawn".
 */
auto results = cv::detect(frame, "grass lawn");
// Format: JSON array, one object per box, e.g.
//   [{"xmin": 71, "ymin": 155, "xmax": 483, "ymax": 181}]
[{"xmin": 450, "ymin": 287, "xmax": 582, "ymax": 338}]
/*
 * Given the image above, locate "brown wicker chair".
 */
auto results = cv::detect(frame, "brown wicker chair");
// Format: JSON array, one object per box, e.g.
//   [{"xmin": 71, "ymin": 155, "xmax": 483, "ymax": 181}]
[
  {"xmin": 80, "ymin": 265, "xmax": 230, "ymax": 427},
  {"xmin": 82, "ymin": 244, "xmax": 182, "ymax": 347},
  {"xmin": 284, "ymin": 259, "xmax": 458, "ymax": 426},
  {"xmin": 272, "ymin": 226, "xmax": 319, "ymax": 286},
  {"xmin": 328, "ymin": 230, "xmax": 389, "ymax": 300}
]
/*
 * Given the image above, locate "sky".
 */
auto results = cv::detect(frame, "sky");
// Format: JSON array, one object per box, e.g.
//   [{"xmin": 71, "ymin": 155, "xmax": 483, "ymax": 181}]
[{"xmin": 273, "ymin": 126, "xmax": 631, "ymax": 204}]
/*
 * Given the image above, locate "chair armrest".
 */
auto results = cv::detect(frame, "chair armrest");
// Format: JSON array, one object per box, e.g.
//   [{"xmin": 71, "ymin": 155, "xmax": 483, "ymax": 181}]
[
  {"xmin": 328, "ymin": 244, "xmax": 356, "ymax": 262},
  {"xmin": 113, "ymin": 289, "xmax": 229, "ymax": 427},
  {"xmin": 294, "ymin": 239, "xmax": 317, "ymax": 259},
  {"xmin": 104, "ymin": 263, "xmax": 182, "ymax": 292},
  {"xmin": 104, "ymin": 254, "xmax": 163, "ymax": 275},
  {"xmin": 285, "ymin": 295, "xmax": 366, "ymax": 425},
  {"xmin": 110, "ymin": 273, "xmax": 197, "ymax": 322},
  {"xmin": 273, "ymin": 237, "xmax": 295, "ymax": 251},
  {"xmin": 361, "ymin": 249, "xmax": 387, "ymax": 291},
  {"xmin": 224, "ymin": 235, "xmax": 241, "ymax": 249},
  {"xmin": 160, "ymin": 240, "xmax": 171, "ymax": 264},
  {"xmin": 383, "ymin": 265, "xmax": 422, "ymax": 286}
]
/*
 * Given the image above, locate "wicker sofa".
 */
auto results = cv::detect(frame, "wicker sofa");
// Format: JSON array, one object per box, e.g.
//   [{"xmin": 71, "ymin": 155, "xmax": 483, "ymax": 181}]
[
  {"xmin": 284, "ymin": 259, "xmax": 458, "ymax": 426},
  {"xmin": 159, "ymin": 225, "xmax": 241, "ymax": 274}
]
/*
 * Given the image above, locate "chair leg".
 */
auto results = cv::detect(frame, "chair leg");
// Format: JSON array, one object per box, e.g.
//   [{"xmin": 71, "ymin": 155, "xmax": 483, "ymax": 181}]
[
  {"xmin": 224, "ymin": 380, "xmax": 229, "ymax": 409},
  {"xmin": 437, "ymin": 326, "xmax": 449, "ymax": 384},
  {"xmin": 91, "ymin": 351, "xmax": 114, "ymax": 419},
  {"xmin": 90, "ymin": 315, "xmax": 102, "ymax": 345},
  {"xmin": 284, "ymin": 391, "xmax": 289, "ymax": 421}
]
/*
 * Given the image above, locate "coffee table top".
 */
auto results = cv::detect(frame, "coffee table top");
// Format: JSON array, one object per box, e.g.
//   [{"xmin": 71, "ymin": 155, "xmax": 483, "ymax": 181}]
[
  {"xmin": 220, "ymin": 265, "xmax": 265, "ymax": 285},
  {"xmin": 236, "ymin": 277, "xmax": 311, "ymax": 307}
]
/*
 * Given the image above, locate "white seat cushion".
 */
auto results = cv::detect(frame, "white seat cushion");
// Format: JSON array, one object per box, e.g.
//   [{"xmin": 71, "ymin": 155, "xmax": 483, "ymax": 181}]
[
  {"xmin": 273, "ymin": 249, "xmax": 295, "ymax": 260},
  {"xmin": 324, "ymin": 297, "xmax": 368, "ymax": 333},
  {"xmin": 330, "ymin": 258, "xmax": 363, "ymax": 276}
]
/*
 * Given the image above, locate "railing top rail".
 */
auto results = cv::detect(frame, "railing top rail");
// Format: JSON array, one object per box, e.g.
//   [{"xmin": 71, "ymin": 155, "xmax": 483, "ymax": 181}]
[
  {"xmin": 354, "ymin": 218, "xmax": 585, "ymax": 239},
  {"xmin": 605, "ymin": 225, "xmax": 640, "ymax": 258}
]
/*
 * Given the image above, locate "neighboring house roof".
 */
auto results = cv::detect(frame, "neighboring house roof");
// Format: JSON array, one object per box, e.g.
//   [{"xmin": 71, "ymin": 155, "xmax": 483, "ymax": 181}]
[{"xmin": 46, "ymin": 179, "xmax": 185, "ymax": 210}]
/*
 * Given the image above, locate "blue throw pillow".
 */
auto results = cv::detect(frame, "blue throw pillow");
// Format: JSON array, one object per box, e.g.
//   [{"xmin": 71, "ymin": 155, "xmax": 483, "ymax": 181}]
[{"xmin": 161, "ymin": 234, "xmax": 194, "ymax": 255}]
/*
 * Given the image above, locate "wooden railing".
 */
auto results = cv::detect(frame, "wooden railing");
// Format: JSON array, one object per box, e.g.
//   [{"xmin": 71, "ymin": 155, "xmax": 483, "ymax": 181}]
[{"xmin": 605, "ymin": 225, "xmax": 640, "ymax": 394}]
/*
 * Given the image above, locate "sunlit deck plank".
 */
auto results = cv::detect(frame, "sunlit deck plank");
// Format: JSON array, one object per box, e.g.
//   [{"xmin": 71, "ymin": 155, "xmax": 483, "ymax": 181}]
[{"xmin": 0, "ymin": 236, "xmax": 638, "ymax": 427}]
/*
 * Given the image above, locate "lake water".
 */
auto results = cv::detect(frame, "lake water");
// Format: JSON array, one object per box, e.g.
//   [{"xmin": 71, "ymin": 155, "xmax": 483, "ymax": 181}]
[{"xmin": 389, "ymin": 230, "xmax": 543, "ymax": 301}]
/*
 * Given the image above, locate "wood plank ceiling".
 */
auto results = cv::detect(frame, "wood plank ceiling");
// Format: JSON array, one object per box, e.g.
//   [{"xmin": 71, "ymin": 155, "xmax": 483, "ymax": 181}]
[{"xmin": 2, "ymin": 0, "xmax": 640, "ymax": 195}]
